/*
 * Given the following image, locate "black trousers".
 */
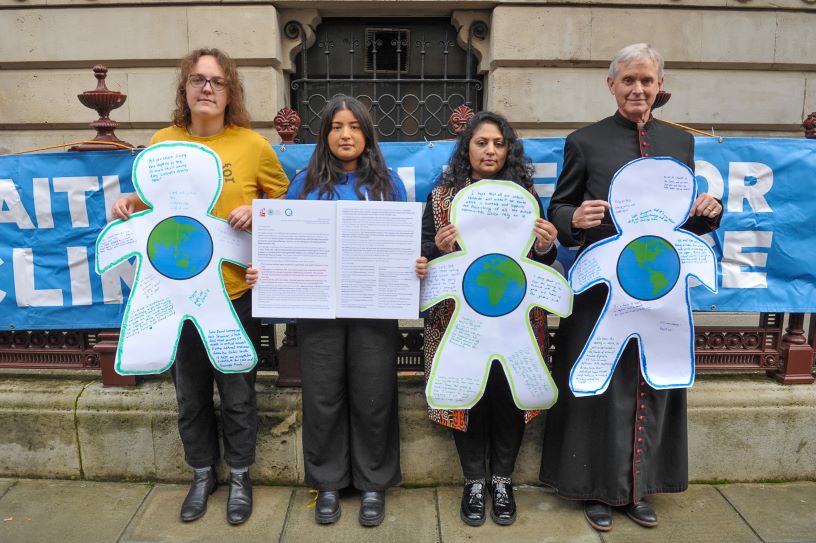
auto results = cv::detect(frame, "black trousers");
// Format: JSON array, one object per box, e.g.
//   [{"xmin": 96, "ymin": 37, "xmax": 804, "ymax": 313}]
[
  {"xmin": 298, "ymin": 318, "xmax": 402, "ymax": 491},
  {"xmin": 171, "ymin": 290, "xmax": 260, "ymax": 469},
  {"xmin": 453, "ymin": 361, "xmax": 525, "ymax": 480}
]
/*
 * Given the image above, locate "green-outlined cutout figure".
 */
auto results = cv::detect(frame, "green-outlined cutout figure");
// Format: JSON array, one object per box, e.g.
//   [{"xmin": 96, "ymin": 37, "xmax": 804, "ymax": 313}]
[
  {"xmin": 95, "ymin": 141, "xmax": 257, "ymax": 375},
  {"xmin": 419, "ymin": 180, "xmax": 573, "ymax": 410}
]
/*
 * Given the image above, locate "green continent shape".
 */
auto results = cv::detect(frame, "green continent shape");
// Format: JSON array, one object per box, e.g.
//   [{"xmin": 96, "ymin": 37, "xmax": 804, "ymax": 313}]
[
  {"xmin": 148, "ymin": 219, "xmax": 197, "ymax": 271},
  {"xmin": 629, "ymin": 238, "xmax": 667, "ymax": 268},
  {"xmin": 476, "ymin": 258, "xmax": 524, "ymax": 306},
  {"xmin": 629, "ymin": 239, "xmax": 672, "ymax": 296},
  {"xmin": 643, "ymin": 264, "xmax": 669, "ymax": 295}
]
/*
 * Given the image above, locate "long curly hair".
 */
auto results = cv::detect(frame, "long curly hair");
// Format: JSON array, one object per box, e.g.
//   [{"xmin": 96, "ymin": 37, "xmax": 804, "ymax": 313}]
[
  {"xmin": 171, "ymin": 48, "xmax": 251, "ymax": 129},
  {"xmin": 437, "ymin": 110, "xmax": 534, "ymax": 191},
  {"xmin": 300, "ymin": 95, "xmax": 397, "ymax": 201}
]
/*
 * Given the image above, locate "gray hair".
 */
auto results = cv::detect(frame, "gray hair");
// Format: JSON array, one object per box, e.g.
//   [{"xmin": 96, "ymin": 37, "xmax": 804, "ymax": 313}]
[{"xmin": 608, "ymin": 43, "xmax": 664, "ymax": 80}]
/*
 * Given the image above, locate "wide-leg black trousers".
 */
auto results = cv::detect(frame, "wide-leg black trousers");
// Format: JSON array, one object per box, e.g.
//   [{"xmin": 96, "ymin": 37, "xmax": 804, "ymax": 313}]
[
  {"xmin": 453, "ymin": 361, "xmax": 525, "ymax": 480},
  {"xmin": 171, "ymin": 290, "xmax": 260, "ymax": 469},
  {"xmin": 298, "ymin": 318, "xmax": 402, "ymax": 491}
]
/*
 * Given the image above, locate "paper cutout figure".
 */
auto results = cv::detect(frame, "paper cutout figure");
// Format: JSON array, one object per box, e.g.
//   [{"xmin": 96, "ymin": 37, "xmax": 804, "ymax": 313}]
[
  {"xmin": 568, "ymin": 157, "xmax": 718, "ymax": 396},
  {"xmin": 420, "ymin": 180, "xmax": 573, "ymax": 410},
  {"xmin": 95, "ymin": 141, "xmax": 256, "ymax": 374}
]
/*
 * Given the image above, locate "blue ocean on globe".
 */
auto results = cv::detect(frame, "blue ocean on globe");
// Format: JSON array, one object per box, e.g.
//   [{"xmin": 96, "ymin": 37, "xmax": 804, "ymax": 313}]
[
  {"xmin": 462, "ymin": 253, "xmax": 527, "ymax": 317},
  {"xmin": 617, "ymin": 235, "xmax": 680, "ymax": 301},
  {"xmin": 147, "ymin": 216, "xmax": 213, "ymax": 280}
]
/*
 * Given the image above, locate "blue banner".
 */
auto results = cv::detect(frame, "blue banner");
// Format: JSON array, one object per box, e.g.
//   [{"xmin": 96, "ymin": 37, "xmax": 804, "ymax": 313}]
[
  {"xmin": 2, "ymin": 137, "xmax": 816, "ymax": 329},
  {"xmin": 692, "ymin": 138, "xmax": 816, "ymax": 312},
  {"xmin": 1, "ymin": 150, "xmax": 138, "ymax": 330}
]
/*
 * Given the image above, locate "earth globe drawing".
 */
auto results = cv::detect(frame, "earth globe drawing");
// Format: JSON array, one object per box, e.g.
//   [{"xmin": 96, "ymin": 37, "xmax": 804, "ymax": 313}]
[
  {"xmin": 462, "ymin": 253, "xmax": 527, "ymax": 317},
  {"xmin": 147, "ymin": 216, "xmax": 213, "ymax": 280},
  {"xmin": 616, "ymin": 235, "xmax": 680, "ymax": 301}
]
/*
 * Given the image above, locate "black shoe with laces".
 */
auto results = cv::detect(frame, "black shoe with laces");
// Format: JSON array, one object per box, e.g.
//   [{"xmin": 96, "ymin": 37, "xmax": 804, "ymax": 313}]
[
  {"xmin": 460, "ymin": 481, "xmax": 486, "ymax": 526},
  {"xmin": 489, "ymin": 480, "xmax": 517, "ymax": 525}
]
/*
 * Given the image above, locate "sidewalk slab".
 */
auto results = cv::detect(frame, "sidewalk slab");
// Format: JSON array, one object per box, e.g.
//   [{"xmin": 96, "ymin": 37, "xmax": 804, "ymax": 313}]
[
  {"xmin": 717, "ymin": 482, "xmax": 816, "ymax": 543},
  {"xmin": 437, "ymin": 486, "xmax": 599, "ymax": 543},
  {"xmin": 600, "ymin": 486, "xmax": 760, "ymax": 543},
  {"xmin": 280, "ymin": 487, "xmax": 439, "ymax": 543},
  {"xmin": 0, "ymin": 479, "xmax": 151, "ymax": 543},
  {"xmin": 121, "ymin": 484, "xmax": 292, "ymax": 542},
  {"xmin": 0, "ymin": 479, "xmax": 15, "ymax": 497}
]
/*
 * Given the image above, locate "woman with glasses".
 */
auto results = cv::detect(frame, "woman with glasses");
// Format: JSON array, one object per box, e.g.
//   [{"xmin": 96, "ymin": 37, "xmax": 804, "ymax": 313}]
[{"xmin": 111, "ymin": 48, "xmax": 290, "ymax": 526}]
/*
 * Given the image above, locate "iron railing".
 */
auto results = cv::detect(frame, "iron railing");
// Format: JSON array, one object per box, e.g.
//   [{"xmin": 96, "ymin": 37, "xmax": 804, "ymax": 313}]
[{"xmin": 286, "ymin": 18, "xmax": 485, "ymax": 142}]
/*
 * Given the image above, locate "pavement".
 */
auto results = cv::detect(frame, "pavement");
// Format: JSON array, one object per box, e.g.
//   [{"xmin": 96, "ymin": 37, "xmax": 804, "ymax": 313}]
[{"xmin": 1, "ymin": 478, "xmax": 815, "ymax": 542}]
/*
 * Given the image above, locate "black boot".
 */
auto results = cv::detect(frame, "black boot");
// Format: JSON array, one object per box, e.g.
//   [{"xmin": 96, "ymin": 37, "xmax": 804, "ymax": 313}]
[
  {"xmin": 226, "ymin": 471, "xmax": 253, "ymax": 525},
  {"xmin": 180, "ymin": 467, "xmax": 217, "ymax": 522},
  {"xmin": 584, "ymin": 500, "xmax": 613, "ymax": 532},
  {"xmin": 489, "ymin": 478, "xmax": 517, "ymax": 525},
  {"xmin": 460, "ymin": 480, "xmax": 486, "ymax": 526},
  {"xmin": 359, "ymin": 491, "xmax": 385, "ymax": 527},
  {"xmin": 315, "ymin": 490, "xmax": 341, "ymax": 524},
  {"xmin": 626, "ymin": 499, "xmax": 658, "ymax": 527}
]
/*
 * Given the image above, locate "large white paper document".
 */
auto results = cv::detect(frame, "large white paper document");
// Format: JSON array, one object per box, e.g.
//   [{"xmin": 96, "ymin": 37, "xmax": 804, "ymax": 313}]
[
  {"xmin": 252, "ymin": 199, "xmax": 422, "ymax": 319},
  {"xmin": 568, "ymin": 157, "xmax": 718, "ymax": 397},
  {"xmin": 252, "ymin": 200, "xmax": 337, "ymax": 319},
  {"xmin": 419, "ymin": 180, "xmax": 573, "ymax": 411},
  {"xmin": 95, "ymin": 141, "xmax": 256, "ymax": 375}
]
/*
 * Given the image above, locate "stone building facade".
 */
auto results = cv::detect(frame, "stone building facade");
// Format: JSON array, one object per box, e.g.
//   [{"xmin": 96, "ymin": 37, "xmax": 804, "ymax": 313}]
[{"xmin": 1, "ymin": 0, "xmax": 815, "ymax": 153}]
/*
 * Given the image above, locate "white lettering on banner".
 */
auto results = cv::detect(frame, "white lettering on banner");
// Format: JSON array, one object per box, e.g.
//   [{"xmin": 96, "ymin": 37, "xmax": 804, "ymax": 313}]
[
  {"xmin": 721, "ymin": 231, "xmax": 773, "ymax": 288},
  {"xmin": 52, "ymin": 176, "xmax": 99, "ymax": 228},
  {"xmin": 533, "ymin": 163, "xmax": 558, "ymax": 198},
  {"xmin": 32, "ymin": 178, "xmax": 54, "ymax": 229},
  {"xmin": 693, "ymin": 161, "xmax": 725, "ymax": 200},
  {"xmin": 0, "ymin": 179, "xmax": 35, "ymax": 229},
  {"xmin": 727, "ymin": 163, "xmax": 773, "ymax": 213},
  {"xmin": 102, "ymin": 175, "xmax": 132, "ymax": 222},
  {"xmin": 101, "ymin": 260, "xmax": 136, "ymax": 304},
  {"xmin": 67, "ymin": 246, "xmax": 92, "ymax": 306},
  {"xmin": 396, "ymin": 167, "xmax": 416, "ymax": 202},
  {"xmin": 0, "ymin": 257, "xmax": 5, "ymax": 303},
  {"xmin": 12, "ymin": 248, "xmax": 63, "ymax": 306}
]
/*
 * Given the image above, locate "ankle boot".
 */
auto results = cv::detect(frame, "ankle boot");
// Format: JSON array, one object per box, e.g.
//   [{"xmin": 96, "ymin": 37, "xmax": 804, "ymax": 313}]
[
  {"xmin": 180, "ymin": 467, "xmax": 217, "ymax": 522},
  {"xmin": 226, "ymin": 471, "xmax": 252, "ymax": 525}
]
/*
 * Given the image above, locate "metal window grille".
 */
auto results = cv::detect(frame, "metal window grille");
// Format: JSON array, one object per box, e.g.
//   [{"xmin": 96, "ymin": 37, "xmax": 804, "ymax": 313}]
[{"xmin": 286, "ymin": 18, "xmax": 486, "ymax": 142}]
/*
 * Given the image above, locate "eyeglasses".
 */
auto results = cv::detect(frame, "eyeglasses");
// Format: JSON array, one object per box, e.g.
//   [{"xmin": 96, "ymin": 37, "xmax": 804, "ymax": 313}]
[{"xmin": 187, "ymin": 74, "xmax": 228, "ymax": 92}]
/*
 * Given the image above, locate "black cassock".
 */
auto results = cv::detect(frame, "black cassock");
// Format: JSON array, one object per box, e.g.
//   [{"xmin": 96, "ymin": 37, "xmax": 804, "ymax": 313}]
[{"xmin": 539, "ymin": 111, "xmax": 719, "ymax": 505}]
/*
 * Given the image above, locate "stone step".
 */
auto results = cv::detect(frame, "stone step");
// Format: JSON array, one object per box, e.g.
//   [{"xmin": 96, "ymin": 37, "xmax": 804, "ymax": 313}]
[{"xmin": 0, "ymin": 373, "xmax": 814, "ymax": 483}]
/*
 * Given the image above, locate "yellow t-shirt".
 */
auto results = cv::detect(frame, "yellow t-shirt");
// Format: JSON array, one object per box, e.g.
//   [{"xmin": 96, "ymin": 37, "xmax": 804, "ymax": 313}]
[{"xmin": 149, "ymin": 125, "xmax": 290, "ymax": 299}]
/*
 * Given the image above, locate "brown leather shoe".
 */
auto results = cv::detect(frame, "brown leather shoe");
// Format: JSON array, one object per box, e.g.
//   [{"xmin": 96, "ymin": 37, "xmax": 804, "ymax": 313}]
[
  {"xmin": 626, "ymin": 500, "xmax": 658, "ymax": 527},
  {"xmin": 584, "ymin": 501, "xmax": 613, "ymax": 532}
]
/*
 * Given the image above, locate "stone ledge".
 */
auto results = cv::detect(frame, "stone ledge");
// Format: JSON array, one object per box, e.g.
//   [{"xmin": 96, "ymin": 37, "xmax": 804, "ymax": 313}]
[
  {"xmin": 0, "ymin": 373, "xmax": 813, "ymax": 483},
  {"xmin": 2, "ymin": 0, "xmax": 816, "ymax": 11}
]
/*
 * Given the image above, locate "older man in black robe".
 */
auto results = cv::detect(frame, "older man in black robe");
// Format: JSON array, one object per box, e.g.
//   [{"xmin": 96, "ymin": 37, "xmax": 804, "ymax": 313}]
[{"xmin": 540, "ymin": 43, "xmax": 722, "ymax": 532}]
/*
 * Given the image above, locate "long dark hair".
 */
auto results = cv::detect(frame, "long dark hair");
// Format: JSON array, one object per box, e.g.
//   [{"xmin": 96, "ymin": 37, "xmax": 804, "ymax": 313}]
[
  {"xmin": 172, "ymin": 48, "xmax": 250, "ymax": 129},
  {"xmin": 300, "ymin": 96, "xmax": 396, "ymax": 200},
  {"xmin": 437, "ymin": 110, "xmax": 534, "ymax": 190}
]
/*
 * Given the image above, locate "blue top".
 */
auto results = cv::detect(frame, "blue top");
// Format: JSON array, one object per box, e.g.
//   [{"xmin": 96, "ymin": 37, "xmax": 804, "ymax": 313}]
[{"xmin": 286, "ymin": 169, "xmax": 408, "ymax": 202}]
